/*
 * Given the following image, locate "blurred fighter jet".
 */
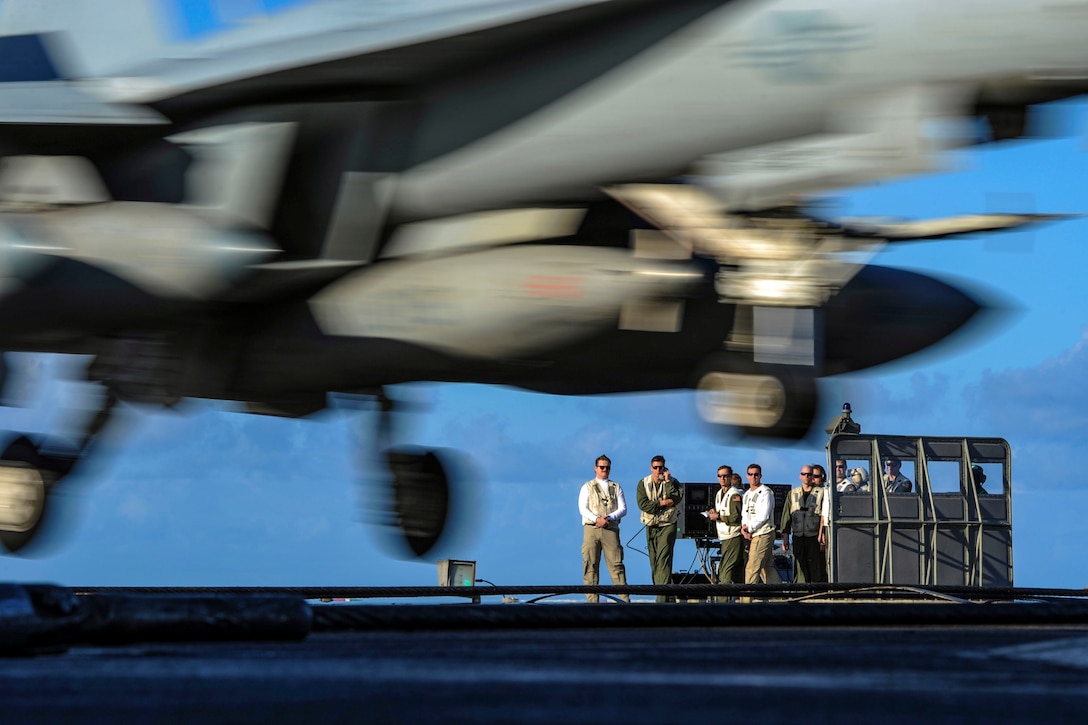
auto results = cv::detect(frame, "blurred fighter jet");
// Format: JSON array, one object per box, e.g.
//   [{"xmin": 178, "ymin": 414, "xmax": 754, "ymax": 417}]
[{"xmin": 0, "ymin": 0, "xmax": 1082, "ymax": 555}]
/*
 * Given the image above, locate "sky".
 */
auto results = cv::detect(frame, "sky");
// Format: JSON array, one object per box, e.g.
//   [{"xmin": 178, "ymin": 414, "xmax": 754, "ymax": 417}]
[{"xmin": 2, "ymin": 2, "xmax": 1088, "ymax": 592}]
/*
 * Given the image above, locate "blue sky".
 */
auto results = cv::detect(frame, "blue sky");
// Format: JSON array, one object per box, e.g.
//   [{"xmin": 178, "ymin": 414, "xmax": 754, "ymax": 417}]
[
  {"xmin": 3, "ymin": 99, "xmax": 1087, "ymax": 592},
  {"xmin": 162, "ymin": 0, "xmax": 314, "ymax": 39}
]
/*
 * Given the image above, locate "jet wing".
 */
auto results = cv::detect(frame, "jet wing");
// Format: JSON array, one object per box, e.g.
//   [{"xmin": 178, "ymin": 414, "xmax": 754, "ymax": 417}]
[
  {"xmin": 606, "ymin": 184, "xmax": 1070, "ymax": 260},
  {"xmin": 605, "ymin": 183, "xmax": 1071, "ymax": 307},
  {"xmin": 833, "ymin": 214, "xmax": 1074, "ymax": 242},
  {"xmin": 91, "ymin": 0, "xmax": 662, "ymax": 119}
]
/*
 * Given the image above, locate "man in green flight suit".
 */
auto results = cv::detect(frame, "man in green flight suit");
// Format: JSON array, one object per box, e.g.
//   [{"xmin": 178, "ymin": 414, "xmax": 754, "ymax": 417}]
[
  {"xmin": 708, "ymin": 465, "xmax": 745, "ymax": 584},
  {"xmin": 636, "ymin": 454, "xmax": 683, "ymax": 602}
]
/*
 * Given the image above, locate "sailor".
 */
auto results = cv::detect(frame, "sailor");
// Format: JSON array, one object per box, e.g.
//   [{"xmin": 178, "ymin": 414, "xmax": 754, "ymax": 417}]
[
  {"xmin": 578, "ymin": 454, "xmax": 630, "ymax": 603},
  {"xmin": 636, "ymin": 455, "xmax": 683, "ymax": 602},
  {"xmin": 741, "ymin": 464, "xmax": 781, "ymax": 585},
  {"xmin": 707, "ymin": 465, "xmax": 745, "ymax": 584},
  {"xmin": 882, "ymin": 457, "xmax": 913, "ymax": 493},
  {"xmin": 971, "ymin": 464, "xmax": 988, "ymax": 494},
  {"xmin": 814, "ymin": 464, "xmax": 832, "ymax": 554},
  {"xmin": 845, "ymin": 466, "xmax": 870, "ymax": 493},
  {"xmin": 781, "ymin": 465, "xmax": 827, "ymax": 583},
  {"xmin": 832, "ymin": 458, "xmax": 850, "ymax": 489}
]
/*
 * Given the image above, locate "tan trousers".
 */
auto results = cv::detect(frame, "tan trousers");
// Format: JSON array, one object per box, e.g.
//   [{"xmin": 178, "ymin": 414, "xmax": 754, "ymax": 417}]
[
  {"xmin": 745, "ymin": 532, "xmax": 782, "ymax": 584},
  {"xmin": 582, "ymin": 524, "xmax": 630, "ymax": 603}
]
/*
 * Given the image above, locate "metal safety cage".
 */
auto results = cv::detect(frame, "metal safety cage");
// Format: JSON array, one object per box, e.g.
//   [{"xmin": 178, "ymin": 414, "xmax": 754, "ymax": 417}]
[{"xmin": 826, "ymin": 434, "xmax": 1012, "ymax": 587}]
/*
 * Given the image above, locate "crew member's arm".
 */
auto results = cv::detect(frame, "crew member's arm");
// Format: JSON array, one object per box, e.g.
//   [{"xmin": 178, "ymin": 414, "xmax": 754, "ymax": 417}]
[
  {"xmin": 611, "ymin": 486, "xmax": 628, "ymax": 522},
  {"xmin": 577, "ymin": 484, "xmax": 595, "ymax": 524},
  {"xmin": 779, "ymin": 495, "xmax": 793, "ymax": 552},
  {"xmin": 636, "ymin": 479, "xmax": 656, "ymax": 515},
  {"xmin": 724, "ymin": 493, "xmax": 743, "ymax": 526},
  {"xmin": 663, "ymin": 479, "xmax": 683, "ymax": 508},
  {"xmin": 818, "ymin": 488, "xmax": 830, "ymax": 546},
  {"xmin": 655, "ymin": 476, "xmax": 681, "ymax": 508}
]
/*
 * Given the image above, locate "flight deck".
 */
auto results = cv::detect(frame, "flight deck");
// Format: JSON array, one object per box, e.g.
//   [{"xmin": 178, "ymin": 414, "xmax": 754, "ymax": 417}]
[{"xmin": 2, "ymin": 583, "xmax": 1087, "ymax": 723}]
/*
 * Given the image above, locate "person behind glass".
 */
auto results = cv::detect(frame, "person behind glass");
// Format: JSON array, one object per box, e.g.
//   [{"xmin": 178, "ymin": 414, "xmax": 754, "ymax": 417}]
[
  {"xmin": 578, "ymin": 454, "xmax": 630, "ymax": 603},
  {"xmin": 636, "ymin": 454, "xmax": 683, "ymax": 602},
  {"xmin": 781, "ymin": 465, "xmax": 827, "ymax": 583},
  {"xmin": 707, "ymin": 465, "xmax": 744, "ymax": 584},
  {"xmin": 741, "ymin": 464, "xmax": 781, "ymax": 585},
  {"xmin": 847, "ymin": 466, "xmax": 870, "ymax": 492},
  {"xmin": 832, "ymin": 459, "xmax": 854, "ymax": 492},
  {"xmin": 971, "ymin": 465, "xmax": 988, "ymax": 494},
  {"xmin": 882, "ymin": 457, "xmax": 913, "ymax": 493}
]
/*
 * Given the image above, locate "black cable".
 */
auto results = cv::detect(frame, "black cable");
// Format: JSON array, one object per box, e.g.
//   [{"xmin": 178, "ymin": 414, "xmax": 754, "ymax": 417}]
[
  {"xmin": 624, "ymin": 524, "xmax": 648, "ymax": 557},
  {"xmin": 309, "ymin": 598, "xmax": 1088, "ymax": 631}
]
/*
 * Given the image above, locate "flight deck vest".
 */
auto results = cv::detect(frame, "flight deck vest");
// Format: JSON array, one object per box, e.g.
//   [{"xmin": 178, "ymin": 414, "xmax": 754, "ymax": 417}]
[
  {"xmin": 587, "ymin": 480, "xmax": 620, "ymax": 521},
  {"xmin": 639, "ymin": 477, "xmax": 679, "ymax": 527},
  {"xmin": 744, "ymin": 486, "xmax": 775, "ymax": 537},
  {"xmin": 786, "ymin": 486, "xmax": 823, "ymax": 537},
  {"xmin": 714, "ymin": 486, "xmax": 744, "ymax": 539}
]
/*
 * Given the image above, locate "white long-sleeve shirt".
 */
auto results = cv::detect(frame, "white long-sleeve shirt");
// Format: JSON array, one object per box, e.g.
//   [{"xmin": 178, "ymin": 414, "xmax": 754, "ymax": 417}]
[
  {"xmin": 578, "ymin": 479, "xmax": 627, "ymax": 525},
  {"xmin": 742, "ymin": 484, "xmax": 775, "ymax": 537}
]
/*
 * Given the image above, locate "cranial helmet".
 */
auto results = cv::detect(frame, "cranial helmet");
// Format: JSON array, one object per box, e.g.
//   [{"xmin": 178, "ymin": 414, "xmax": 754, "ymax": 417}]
[{"xmin": 850, "ymin": 467, "xmax": 869, "ymax": 485}]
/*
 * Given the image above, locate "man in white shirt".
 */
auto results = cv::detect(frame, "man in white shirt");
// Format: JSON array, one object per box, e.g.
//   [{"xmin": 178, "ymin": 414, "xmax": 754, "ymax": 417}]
[
  {"xmin": 832, "ymin": 459, "xmax": 850, "ymax": 490},
  {"xmin": 578, "ymin": 454, "xmax": 630, "ymax": 603},
  {"xmin": 741, "ymin": 464, "xmax": 781, "ymax": 585}
]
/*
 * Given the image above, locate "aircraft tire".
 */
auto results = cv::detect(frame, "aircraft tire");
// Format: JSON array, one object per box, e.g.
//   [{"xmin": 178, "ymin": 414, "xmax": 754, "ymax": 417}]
[
  {"xmin": 386, "ymin": 447, "xmax": 451, "ymax": 558},
  {"xmin": 740, "ymin": 367, "xmax": 817, "ymax": 440},
  {"xmin": 694, "ymin": 357, "xmax": 818, "ymax": 440},
  {"xmin": 0, "ymin": 436, "xmax": 49, "ymax": 553}
]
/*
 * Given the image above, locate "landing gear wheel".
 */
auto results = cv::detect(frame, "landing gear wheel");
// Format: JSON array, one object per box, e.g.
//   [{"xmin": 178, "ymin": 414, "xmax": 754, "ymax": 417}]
[
  {"xmin": 0, "ymin": 435, "xmax": 82, "ymax": 553},
  {"xmin": 696, "ymin": 365, "xmax": 817, "ymax": 440},
  {"xmin": 0, "ymin": 437, "xmax": 49, "ymax": 553},
  {"xmin": 740, "ymin": 368, "xmax": 816, "ymax": 440},
  {"xmin": 386, "ymin": 448, "xmax": 451, "ymax": 557}
]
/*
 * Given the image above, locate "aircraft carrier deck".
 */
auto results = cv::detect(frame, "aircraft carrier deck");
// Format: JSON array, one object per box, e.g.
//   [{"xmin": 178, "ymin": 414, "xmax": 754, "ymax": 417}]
[{"xmin": 3, "ymin": 583, "xmax": 1087, "ymax": 723}]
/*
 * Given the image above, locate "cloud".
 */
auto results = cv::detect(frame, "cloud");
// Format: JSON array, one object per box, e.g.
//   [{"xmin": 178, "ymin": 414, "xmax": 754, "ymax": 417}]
[
  {"xmin": 116, "ymin": 493, "xmax": 153, "ymax": 523},
  {"xmin": 965, "ymin": 328, "xmax": 1088, "ymax": 437}
]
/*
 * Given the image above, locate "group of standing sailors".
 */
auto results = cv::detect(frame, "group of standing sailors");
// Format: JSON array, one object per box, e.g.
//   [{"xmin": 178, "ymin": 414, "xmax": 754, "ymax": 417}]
[{"xmin": 579, "ymin": 455, "xmax": 835, "ymax": 603}]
